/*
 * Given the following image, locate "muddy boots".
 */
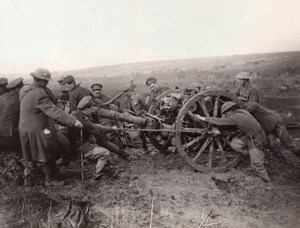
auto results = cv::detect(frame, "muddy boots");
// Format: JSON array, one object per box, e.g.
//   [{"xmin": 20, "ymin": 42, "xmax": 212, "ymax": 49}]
[
  {"xmin": 249, "ymin": 148, "xmax": 271, "ymax": 182},
  {"xmin": 44, "ymin": 161, "xmax": 65, "ymax": 186},
  {"xmin": 94, "ymin": 160, "xmax": 116, "ymax": 180}
]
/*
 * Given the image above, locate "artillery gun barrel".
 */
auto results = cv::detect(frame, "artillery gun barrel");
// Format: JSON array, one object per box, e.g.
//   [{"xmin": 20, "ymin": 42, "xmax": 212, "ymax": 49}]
[{"xmin": 93, "ymin": 108, "xmax": 147, "ymax": 125}]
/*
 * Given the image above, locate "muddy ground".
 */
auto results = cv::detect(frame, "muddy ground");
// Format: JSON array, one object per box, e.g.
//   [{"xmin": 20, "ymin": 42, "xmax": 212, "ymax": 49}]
[{"xmin": 0, "ymin": 137, "xmax": 300, "ymax": 228}]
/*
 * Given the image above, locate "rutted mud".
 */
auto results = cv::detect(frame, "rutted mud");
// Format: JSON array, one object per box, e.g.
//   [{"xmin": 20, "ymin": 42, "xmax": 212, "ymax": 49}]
[{"xmin": 0, "ymin": 141, "xmax": 300, "ymax": 228}]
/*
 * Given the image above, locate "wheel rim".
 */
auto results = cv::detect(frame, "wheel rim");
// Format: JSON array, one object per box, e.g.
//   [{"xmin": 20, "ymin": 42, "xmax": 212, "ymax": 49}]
[{"xmin": 175, "ymin": 89, "xmax": 243, "ymax": 172}]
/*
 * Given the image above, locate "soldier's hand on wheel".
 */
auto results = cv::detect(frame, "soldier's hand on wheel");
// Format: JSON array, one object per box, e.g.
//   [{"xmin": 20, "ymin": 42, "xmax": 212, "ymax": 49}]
[{"xmin": 74, "ymin": 119, "xmax": 83, "ymax": 128}]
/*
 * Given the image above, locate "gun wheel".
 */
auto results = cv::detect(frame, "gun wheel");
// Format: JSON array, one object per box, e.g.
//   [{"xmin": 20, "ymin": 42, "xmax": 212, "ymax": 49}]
[{"xmin": 174, "ymin": 89, "xmax": 243, "ymax": 172}]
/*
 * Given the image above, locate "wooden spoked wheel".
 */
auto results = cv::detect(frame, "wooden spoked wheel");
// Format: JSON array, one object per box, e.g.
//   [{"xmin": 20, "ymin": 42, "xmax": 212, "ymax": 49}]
[{"xmin": 174, "ymin": 89, "xmax": 243, "ymax": 172}]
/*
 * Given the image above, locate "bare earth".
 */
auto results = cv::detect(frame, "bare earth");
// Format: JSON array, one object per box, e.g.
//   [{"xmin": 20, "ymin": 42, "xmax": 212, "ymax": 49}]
[{"xmin": 0, "ymin": 140, "xmax": 300, "ymax": 228}]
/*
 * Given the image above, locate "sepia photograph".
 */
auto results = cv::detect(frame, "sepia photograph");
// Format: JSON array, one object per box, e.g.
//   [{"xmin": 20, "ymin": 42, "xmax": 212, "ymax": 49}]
[{"xmin": 0, "ymin": 0, "xmax": 300, "ymax": 227}]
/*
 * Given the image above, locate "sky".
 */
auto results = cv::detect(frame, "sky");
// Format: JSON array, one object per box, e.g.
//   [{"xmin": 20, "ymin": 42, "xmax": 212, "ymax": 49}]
[{"xmin": 0, "ymin": 0, "xmax": 300, "ymax": 74}]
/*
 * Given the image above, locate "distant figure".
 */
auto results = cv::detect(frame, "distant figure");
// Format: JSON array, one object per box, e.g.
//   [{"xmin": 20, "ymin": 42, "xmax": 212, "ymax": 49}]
[
  {"xmin": 0, "ymin": 77, "xmax": 8, "ymax": 95},
  {"xmin": 145, "ymin": 77, "xmax": 169, "ymax": 98},
  {"xmin": 19, "ymin": 68, "xmax": 83, "ymax": 186},
  {"xmin": 234, "ymin": 72, "xmax": 260, "ymax": 103}
]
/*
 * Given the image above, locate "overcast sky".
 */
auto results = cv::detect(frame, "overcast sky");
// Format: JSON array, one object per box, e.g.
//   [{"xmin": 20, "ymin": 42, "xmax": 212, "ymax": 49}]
[{"xmin": 0, "ymin": 0, "xmax": 299, "ymax": 74}]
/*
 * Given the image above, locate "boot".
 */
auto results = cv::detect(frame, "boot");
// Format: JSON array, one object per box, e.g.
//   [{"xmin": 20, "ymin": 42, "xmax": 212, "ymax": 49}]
[
  {"xmin": 256, "ymin": 169, "xmax": 271, "ymax": 182},
  {"xmin": 44, "ymin": 162, "xmax": 65, "ymax": 186},
  {"xmin": 94, "ymin": 161, "xmax": 117, "ymax": 180}
]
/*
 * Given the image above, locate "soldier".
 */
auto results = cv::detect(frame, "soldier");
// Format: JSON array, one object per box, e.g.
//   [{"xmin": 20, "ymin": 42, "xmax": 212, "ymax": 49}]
[
  {"xmin": 63, "ymin": 75, "xmax": 96, "ymax": 113},
  {"xmin": 91, "ymin": 83, "xmax": 110, "ymax": 102},
  {"xmin": 234, "ymin": 71, "xmax": 260, "ymax": 103},
  {"xmin": 71, "ymin": 96, "xmax": 130, "ymax": 161},
  {"xmin": 68, "ymin": 97, "xmax": 119, "ymax": 180},
  {"xmin": 244, "ymin": 101, "xmax": 300, "ymax": 155},
  {"xmin": 0, "ymin": 77, "xmax": 23, "ymax": 151},
  {"xmin": 0, "ymin": 78, "xmax": 24, "ymax": 184},
  {"xmin": 145, "ymin": 77, "xmax": 169, "ymax": 98},
  {"xmin": 19, "ymin": 68, "xmax": 83, "ymax": 186},
  {"xmin": 196, "ymin": 101, "xmax": 270, "ymax": 182},
  {"xmin": 0, "ymin": 77, "xmax": 8, "ymax": 95},
  {"xmin": 119, "ymin": 86, "xmax": 149, "ymax": 150}
]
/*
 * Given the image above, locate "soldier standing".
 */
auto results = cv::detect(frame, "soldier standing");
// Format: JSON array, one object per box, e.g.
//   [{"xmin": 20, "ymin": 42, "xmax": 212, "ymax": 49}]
[
  {"xmin": 0, "ymin": 77, "xmax": 8, "ymax": 95},
  {"xmin": 0, "ymin": 78, "xmax": 24, "ymax": 151},
  {"xmin": 234, "ymin": 72, "xmax": 260, "ymax": 103},
  {"xmin": 19, "ymin": 68, "xmax": 83, "ymax": 186},
  {"xmin": 0, "ymin": 78, "xmax": 24, "ymax": 184},
  {"xmin": 196, "ymin": 102, "xmax": 270, "ymax": 182}
]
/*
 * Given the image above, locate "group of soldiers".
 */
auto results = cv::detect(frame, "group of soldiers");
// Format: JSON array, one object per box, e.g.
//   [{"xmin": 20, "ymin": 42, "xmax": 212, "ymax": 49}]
[{"xmin": 0, "ymin": 69, "xmax": 299, "ymax": 186}]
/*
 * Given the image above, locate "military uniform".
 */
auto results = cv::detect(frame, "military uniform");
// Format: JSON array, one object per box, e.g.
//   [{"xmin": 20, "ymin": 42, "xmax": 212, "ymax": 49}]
[
  {"xmin": 234, "ymin": 72, "xmax": 260, "ymax": 103},
  {"xmin": 69, "ymin": 84, "xmax": 92, "ymax": 113},
  {"xmin": 204, "ymin": 107, "xmax": 270, "ymax": 181},
  {"xmin": 0, "ymin": 78, "xmax": 24, "ymax": 184},
  {"xmin": 0, "ymin": 77, "xmax": 8, "ymax": 95},
  {"xmin": 122, "ymin": 92, "xmax": 147, "ymax": 115},
  {"xmin": 247, "ymin": 102, "xmax": 300, "ymax": 154},
  {"xmin": 235, "ymin": 83, "xmax": 260, "ymax": 103},
  {"xmin": 0, "ymin": 87, "xmax": 21, "ymax": 151},
  {"xmin": 69, "ymin": 110, "xmax": 111, "ymax": 179},
  {"xmin": 19, "ymin": 68, "xmax": 80, "ymax": 186}
]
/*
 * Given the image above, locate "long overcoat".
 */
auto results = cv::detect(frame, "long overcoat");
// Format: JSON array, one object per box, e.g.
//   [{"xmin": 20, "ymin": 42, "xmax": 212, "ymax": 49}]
[
  {"xmin": 19, "ymin": 83, "xmax": 76, "ymax": 162},
  {"xmin": 0, "ymin": 90, "xmax": 20, "ymax": 137}
]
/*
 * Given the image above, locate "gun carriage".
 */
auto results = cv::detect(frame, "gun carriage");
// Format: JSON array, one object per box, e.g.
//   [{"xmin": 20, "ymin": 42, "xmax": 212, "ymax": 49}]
[{"xmin": 94, "ymin": 88, "xmax": 246, "ymax": 173}]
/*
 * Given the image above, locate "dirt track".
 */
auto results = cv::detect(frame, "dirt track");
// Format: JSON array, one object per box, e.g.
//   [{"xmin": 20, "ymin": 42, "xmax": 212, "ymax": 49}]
[{"xmin": 1, "ymin": 141, "xmax": 300, "ymax": 228}]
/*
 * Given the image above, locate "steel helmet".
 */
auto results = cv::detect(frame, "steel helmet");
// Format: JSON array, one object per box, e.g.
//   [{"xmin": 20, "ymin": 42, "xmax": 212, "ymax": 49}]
[
  {"xmin": 236, "ymin": 71, "xmax": 251, "ymax": 80},
  {"xmin": 31, "ymin": 68, "xmax": 51, "ymax": 81},
  {"xmin": 221, "ymin": 101, "xmax": 236, "ymax": 114}
]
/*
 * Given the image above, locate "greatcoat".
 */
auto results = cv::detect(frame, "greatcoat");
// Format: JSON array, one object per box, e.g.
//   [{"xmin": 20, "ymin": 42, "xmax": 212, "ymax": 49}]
[{"xmin": 19, "ymin": 83, "xmax": 76, "ymax": 162}]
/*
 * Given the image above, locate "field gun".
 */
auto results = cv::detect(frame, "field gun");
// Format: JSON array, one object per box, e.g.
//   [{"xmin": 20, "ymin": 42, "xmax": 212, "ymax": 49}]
[
  {"xmin": 91, "ymin": 87, "xmax": 300, "ymax": 173},
  {"xmin": 87, "ymin": 88, "xmax": 246, "ymax": 173}
]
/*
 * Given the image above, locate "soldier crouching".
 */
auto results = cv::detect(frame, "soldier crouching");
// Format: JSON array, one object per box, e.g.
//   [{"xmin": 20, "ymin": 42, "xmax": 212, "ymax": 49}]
[{"xmin": 69, "ymin": 96, "xmax": 121, "ymax": 180}]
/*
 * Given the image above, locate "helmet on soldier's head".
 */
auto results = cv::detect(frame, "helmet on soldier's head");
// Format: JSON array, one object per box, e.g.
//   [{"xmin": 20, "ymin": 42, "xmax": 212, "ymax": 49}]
[
  {"xmin": 145, "ymin": 77, "xmax": 157, "ymax": 86},
  {"xmin": 236, "ymin": 71, "xmax": 251, "ymax": 80},
  {"xmin": 221, "ymin": 101, "xmax": 236, "ymax": 114},
  {"xmin": 31, "ymin": 68, "xmax": 51, "ymax": 81}
]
